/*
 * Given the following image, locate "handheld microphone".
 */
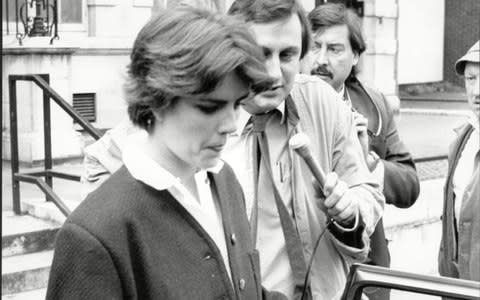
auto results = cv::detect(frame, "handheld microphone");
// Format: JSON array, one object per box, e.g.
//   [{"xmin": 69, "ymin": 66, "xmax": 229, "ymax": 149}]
[
  {"xmin": 289, "ymin": 132, "xmax": 326, "ymax": 197},
  {"xmin": 290, "ymin": 133, "xmax": 343, "ymax": 300}
]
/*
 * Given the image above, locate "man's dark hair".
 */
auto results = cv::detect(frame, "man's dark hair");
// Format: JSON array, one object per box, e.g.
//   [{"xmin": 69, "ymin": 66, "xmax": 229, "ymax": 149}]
[
  {"xmin": 228, "ymin": 0, "xmax": 311, "ymax": 59},
  {"xmin": 308, "ymin": 3, "xmax": 366, "ymax": 80}
]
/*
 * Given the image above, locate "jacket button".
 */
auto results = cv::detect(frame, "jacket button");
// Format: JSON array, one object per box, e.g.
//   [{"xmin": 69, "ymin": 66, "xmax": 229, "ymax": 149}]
[
  {"xmin": 231, "ymin": 234, "xmax": 236, "ymax": 245},
  {"xmin": 239, "ymin": 278, "xmax": 246, "ymax": 290}
]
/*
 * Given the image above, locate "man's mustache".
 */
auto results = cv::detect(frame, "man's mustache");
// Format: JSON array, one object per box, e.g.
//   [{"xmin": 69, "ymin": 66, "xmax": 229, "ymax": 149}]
[{"xmin": 311, "ymin": 66, "xmax": 333, "ymax": 79}]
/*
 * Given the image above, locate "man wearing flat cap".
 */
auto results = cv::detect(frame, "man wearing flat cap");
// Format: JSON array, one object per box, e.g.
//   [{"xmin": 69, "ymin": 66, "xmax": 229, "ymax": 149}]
[{"xmin": 439, "ymin": 40, "xmax": 480, "ymax": 283}]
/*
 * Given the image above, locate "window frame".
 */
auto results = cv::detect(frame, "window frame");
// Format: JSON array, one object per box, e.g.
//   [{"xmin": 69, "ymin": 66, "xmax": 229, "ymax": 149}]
[{"xmin": 1, "ymin": 0, "xmax": 87, "ymax": 37}]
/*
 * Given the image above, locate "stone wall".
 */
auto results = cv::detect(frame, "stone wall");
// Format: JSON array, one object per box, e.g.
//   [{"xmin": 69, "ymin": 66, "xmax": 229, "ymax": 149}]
[
  {"xmin": 2, "ymin": 0, "xmax": 149, "ymax": 163},
  {"xmin": 361, "ymin": 0, "xmax": 400, "ymax": 111},
  {"xmin": 2, "ymin": 0, "xmax": 400, "ymax": 162}
]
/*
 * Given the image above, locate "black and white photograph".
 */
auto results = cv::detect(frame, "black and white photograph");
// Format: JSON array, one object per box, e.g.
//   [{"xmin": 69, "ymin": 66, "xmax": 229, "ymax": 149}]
[{"xmin": 2, "ymin": 0, "xmax": 479, "ymax": 299}]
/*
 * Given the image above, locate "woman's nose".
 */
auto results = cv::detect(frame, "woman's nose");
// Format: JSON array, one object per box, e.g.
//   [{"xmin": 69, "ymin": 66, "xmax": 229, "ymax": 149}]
[{"xmin": 219, "ymin": 108, "xmax": 238, "ymax": 135}]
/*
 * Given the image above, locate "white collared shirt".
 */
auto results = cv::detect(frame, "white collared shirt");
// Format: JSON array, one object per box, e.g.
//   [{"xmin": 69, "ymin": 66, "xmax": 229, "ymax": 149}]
[
  {"xmin": 338, "ymin": 84, "xmax": 348, "ymax": 102},
  {"xmin": 122, "ymin": 135, "xmax": 232, "ymax": 282},
  {"xmin": 453, "ymin": 114, "xmax": 480, "ymax": 226}
]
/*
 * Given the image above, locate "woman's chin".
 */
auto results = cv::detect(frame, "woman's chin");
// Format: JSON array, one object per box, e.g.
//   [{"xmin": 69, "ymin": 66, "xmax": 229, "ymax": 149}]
[{"xmin": 198, "ymin": 157, "xmax": 221, "ymax": 171}]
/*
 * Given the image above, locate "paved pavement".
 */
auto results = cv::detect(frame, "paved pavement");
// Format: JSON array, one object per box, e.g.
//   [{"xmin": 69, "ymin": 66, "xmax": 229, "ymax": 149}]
[{"xmin": 396, "ymin": 110, "xmax": 468, "ymax": 159}]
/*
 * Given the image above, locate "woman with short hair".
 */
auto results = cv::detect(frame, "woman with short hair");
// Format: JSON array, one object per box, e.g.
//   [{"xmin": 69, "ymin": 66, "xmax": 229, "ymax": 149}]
[{"xmin": 46, "ymin": 7, "xmax": 279, "ymax": 300}]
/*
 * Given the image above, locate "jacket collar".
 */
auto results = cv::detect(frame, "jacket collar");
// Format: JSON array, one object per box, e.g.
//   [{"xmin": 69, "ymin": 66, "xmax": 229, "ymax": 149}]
[
  {"xmin": 235, "ymin": 101, "xmax": 288, "ymax": 137},
  {"xmin": 345, "ymin": 79, "xmax": 383, "ymax": 136}
]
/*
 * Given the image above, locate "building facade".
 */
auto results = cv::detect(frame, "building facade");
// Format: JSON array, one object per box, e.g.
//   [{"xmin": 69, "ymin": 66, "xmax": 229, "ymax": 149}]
[
  {"xmin": 2, "ymin": 0, "xmax": 400, "ymax": 163},
  {"xmin": 444, "ymin": 0, "xmax": 480, "ymax": 87}
]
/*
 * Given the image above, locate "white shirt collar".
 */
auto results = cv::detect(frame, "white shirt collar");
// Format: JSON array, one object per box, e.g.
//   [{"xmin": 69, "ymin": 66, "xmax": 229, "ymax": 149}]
[
  {"xmin": 467, "ymin": 111, "xmax": 479, "ymax": 131},
  {"xmin": 338, "ymin": 84, "xmax": 346, "ymax": 99},
  {"xmin": 234, "ymin": 101, "xmax": 287, "ymax": 137},
  {"xmin": 122, "ymin": 133, "xmax": 223, "ymax": 191}
]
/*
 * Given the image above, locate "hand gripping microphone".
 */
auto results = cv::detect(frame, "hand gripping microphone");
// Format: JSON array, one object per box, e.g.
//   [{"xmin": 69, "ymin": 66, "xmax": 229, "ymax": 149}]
[{"xmin": 289, "ymin": 132, "xmax": 326, "ymax": 197}]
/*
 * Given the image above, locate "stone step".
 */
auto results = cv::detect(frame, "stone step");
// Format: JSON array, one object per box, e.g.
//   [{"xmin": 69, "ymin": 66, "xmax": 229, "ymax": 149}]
[
  {"xmin": 2, "ymin": 250, "xmax": 53, "ymax": 295},
  {"xmin": 1, "ymin": 288, "xmax": 46, "ymax": 300},
  {"xmin": 2, "ymin": 212, "xmax": 59, "ymax": 257},
  {"xmin": 21, "ymin": 197, "xmax": 81, "ymax": 225}
]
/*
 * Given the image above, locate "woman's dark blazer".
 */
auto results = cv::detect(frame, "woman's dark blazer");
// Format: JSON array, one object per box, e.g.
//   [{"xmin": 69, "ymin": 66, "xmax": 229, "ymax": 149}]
[{"xmin": 46, "ymin": 164, "xmax": 278, "ymax": 300}]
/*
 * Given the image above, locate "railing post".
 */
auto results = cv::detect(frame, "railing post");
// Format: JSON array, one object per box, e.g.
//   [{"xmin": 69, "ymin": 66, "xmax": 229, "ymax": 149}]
[
  {"xmin": 41, "ymin": 74, "xmax": 54, "ymax": 202},
  {"xmin": 9, "ymin": 76, "xmax": 22, "ymax": 215},
  {"xmin": 5, "ymin": 0, "xmax": 10, "ymax": 34}
]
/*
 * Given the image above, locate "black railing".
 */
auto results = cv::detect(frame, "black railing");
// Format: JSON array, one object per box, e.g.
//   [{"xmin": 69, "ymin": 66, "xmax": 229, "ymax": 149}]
[
  {"xmin": 414, "ymin": 154, "xmax": 448, "ymax": 163},
  {"xmin": 3, "ymin": 0, "xmax": 59, "ymax": 45},
  {"xmin": 9, "ymin": 74, "xmax": 102, "ymax": 216},
  {"xmin": 341, "ymin": 264, "xmax": 480, "ymax": 300}
]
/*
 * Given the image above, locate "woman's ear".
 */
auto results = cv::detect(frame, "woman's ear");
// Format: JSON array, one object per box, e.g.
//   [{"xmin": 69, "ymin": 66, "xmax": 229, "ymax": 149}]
[{"xmin": 152, "ymin": 108, "xmax": 164, "ymax": 124}]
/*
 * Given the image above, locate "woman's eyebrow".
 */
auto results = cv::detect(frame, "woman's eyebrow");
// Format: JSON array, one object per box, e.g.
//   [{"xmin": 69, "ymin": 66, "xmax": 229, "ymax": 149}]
[
  {"xmin": 236, "ymin": 92, "xmax": 251, "ymax": 102},
  {"xmin": 200, "ymin": 92, "xmax": 250, "ymax": 103}
]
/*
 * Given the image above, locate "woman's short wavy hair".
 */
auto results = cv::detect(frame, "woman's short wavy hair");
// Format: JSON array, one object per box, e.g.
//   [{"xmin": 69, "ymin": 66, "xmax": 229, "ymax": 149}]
[{"xmin": 125, "ymin": 6, "xmax": 273, "ymax": 131}]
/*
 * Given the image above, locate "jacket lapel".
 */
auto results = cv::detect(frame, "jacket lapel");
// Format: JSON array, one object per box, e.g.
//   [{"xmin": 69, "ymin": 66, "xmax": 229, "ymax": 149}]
[
  {"xmin": 444, "ymin": 123, "xmax": 474, "ymax": 261},
  {"xmin": 346, "ymin": 80, "xmax": 381, "ymax": 136}
]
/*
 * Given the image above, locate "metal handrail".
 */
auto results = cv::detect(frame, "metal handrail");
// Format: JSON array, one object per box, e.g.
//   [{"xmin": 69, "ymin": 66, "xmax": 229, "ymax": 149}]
[
  {"xmin": 11, "ymin": 74, "xmax": 102, "ymax": 140},
  {"xmin": 414, "ymin": 154, "xmax": 448, "ymax": 163},
  {"xmin": 9, "ymin": 74, "xmax": 102, "ymax": 216},
  {"xmin": 15, "ymin": 173, "xmax": 71, "ymax": 216},
  {"xmin": 341, "ymin": 263, "xmax": 480, "ymax": 300},
  {"xmin": 32, "ymin": 75, "xmax": 102, "ymax": 139}
]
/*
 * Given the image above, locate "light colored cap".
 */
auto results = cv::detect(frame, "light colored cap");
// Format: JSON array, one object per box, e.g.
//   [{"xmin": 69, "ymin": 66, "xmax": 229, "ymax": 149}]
[{"xmin": 455, "ymin": 40, "xmax": 480, "ymax": 75}]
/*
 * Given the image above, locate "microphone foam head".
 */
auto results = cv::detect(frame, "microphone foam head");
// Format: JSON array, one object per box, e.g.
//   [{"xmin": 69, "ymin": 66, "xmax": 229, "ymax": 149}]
[{"xmin": 289, "ymin": 132, "xmax": 310, "ymax": 150}]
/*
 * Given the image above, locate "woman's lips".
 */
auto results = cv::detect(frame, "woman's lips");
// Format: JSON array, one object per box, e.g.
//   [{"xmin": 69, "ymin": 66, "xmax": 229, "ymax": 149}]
[
  {"xmin": 207, "ymin": 144, "xmax": 225, "ymax": 153},
  {"xmin": 260, "ymin": 86, "xmax": 282, "ymax": 98}
]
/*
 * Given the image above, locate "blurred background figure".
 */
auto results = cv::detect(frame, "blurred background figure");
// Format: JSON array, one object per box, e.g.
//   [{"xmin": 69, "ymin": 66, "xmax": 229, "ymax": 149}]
[{"xmin": 439, "ymin": 40, "xmax": 480, "ymax": 283}]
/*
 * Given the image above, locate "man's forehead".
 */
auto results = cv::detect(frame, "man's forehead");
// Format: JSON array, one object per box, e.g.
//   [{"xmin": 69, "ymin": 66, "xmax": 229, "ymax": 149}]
[
  {"xmin": 465, "ymin": 62, "xmax": 480, "ymax": 73},
  {"xmin": 248, "ymin": 14, "xmax": 302, "ymax": 46},
  {"xmin": 313, "ymin": 24, "xmax": 349, "ymax": 43}
]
